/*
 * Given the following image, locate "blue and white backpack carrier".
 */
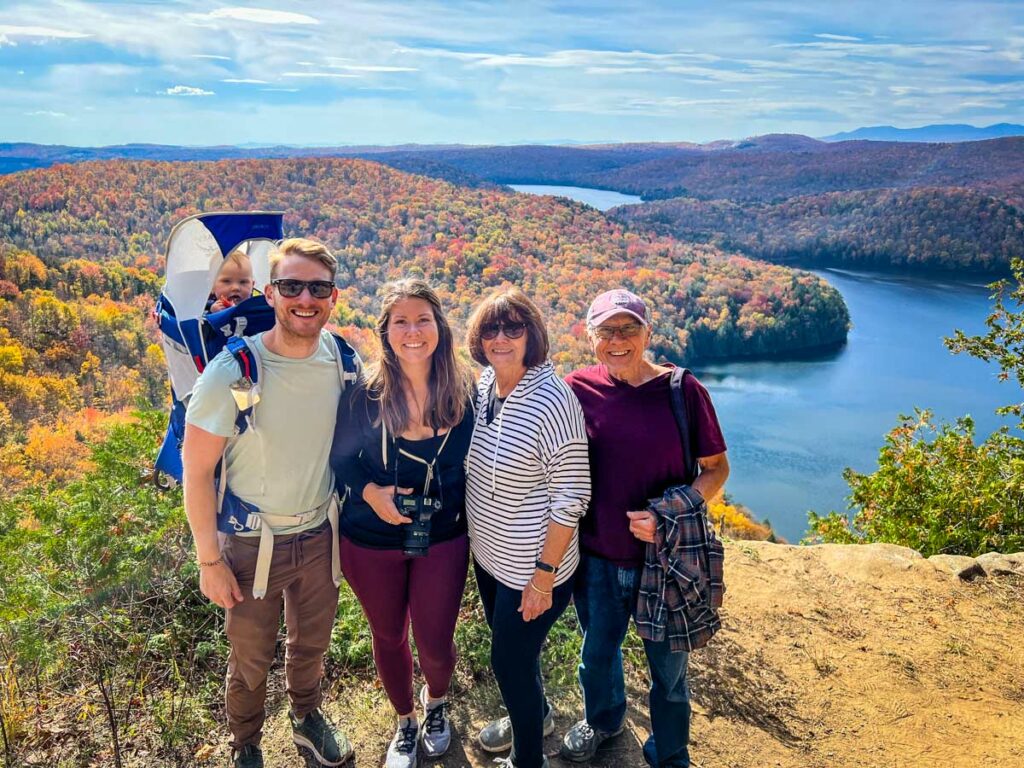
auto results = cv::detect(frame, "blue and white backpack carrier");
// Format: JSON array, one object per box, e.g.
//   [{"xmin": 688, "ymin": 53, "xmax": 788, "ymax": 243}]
[{"xmin": 154, "ymin": 212, "xmax": 361, "ymax": 596}]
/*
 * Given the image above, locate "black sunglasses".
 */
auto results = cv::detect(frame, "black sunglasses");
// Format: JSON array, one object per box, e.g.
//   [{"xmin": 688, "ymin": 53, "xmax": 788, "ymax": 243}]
[
  {"xmin": 480, "ymin": 321, "xmax": 528, "ymax": 340},
  {"xmin": 271, "ymin": 278, "xmax": 335, "ymax": 299}
]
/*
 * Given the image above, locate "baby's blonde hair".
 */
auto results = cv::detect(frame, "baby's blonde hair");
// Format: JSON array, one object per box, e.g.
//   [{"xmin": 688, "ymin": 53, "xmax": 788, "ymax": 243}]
[{"xmin": 223, "ymin": 249, "xmax": 252, "ymax": 272}]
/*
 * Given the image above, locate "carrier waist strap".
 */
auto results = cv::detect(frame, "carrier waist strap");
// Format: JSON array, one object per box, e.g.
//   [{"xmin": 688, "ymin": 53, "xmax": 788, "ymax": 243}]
[{"xmin": 250, "ymin": 494, "xmax": 341, "ymax": 599}]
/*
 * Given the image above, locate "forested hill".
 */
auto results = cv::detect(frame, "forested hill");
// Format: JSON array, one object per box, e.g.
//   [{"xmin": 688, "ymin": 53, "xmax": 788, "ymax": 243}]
[
  {"xmin": 350, "ymin": 138, "xmax": 1024, "ymax": 274},
  {"xmin": 0, "ymin": 158, "xmax": 847, "ymax": 448},
  {"xmin": 612, "ymin": 187, "xmax": 1024, "ymax": 272},
  {"xmin": 5, "ymin": 138, "xmax": 1022, "ymax": 273}
]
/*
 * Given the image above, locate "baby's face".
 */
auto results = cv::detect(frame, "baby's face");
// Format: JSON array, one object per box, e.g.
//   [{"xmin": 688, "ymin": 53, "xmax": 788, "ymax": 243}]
[{"xmin": 213, "ymin": 260, "xmax": 254, "ymax": 305}]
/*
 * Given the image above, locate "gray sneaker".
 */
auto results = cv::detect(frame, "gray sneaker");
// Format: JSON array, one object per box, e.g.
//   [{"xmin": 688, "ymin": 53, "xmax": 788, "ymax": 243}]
[
  {"xmin": 419, "ymin": 685, "xmax": 451, "ymax": 758},
  {"xmin": 477, "ymin": 705, "xmax": 555, "ymax": 753},
  {"xmin": 559, "ymin": 719, "xmax": 624, "ymax": 762},
  {"xmin": 491, "ymin": 757, "xmax": 550, "ymax": 768},
  {"xmin": 232, "ymin": 744, "xmax": 263, "ymax": 768},
  {"xmin": 290, "ymin": 709, "xmax": 354, "ymax": 767},
  {"xmin": 386, "ymin": 720, "xmax": 419, "ymax": 768}
]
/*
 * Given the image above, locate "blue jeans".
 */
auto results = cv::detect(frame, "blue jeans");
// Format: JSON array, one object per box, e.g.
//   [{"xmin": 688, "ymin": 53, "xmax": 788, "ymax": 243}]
[{"xmin": 573, "ymin": 553, "xmax": 691, "ymax": 768}]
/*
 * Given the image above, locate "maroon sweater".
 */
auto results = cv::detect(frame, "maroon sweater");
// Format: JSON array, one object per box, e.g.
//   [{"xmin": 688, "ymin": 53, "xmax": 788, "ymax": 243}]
[{"xmin": 565, "ymin": 364, "xmax": 727, "ymax": 567}]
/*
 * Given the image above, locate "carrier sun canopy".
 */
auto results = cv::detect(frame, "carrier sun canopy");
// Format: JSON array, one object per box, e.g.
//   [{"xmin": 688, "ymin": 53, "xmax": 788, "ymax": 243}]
[{"xmin": 163, "ymin": 211, "xmax": 283, "ymax": 322}]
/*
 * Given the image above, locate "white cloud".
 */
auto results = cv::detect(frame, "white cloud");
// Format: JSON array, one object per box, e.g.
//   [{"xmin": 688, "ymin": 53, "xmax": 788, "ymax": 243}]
[
  {"xmin": 25, "ymin": 110, "xmax": 68, "ymax": 117},
  {"xmin": 585, "ymin": 67, "xmax": 654, "ymax": 75},
  {"xmin": 204, "ymin": 8, "xmax": 319, "ymax": 25},
  {"xmin": 326, "ymin": 64, "xmax": 419, "ymax": 72},
  {"xmin": 262, "ymin": 87, "xmax": 299, "ymax": 92},
  {"xmin": 165, "ymin": 85, "xmax": 215, "ymax": 96},
  {"xmin": 193, "ymin": 54, "xmax": 232, "ymax": 60},
  {"xmin": 222, "ymin": 78, "xmax": 269, "ymax": 84},
  {"xmin": 815, "ymin": 33, "xmax": 862, "ymax": 42},
  {"xmin": 282, "ymin": 72, "xmax": 360, "ymax": 79},
  {"xmin": 0, "ymin": 24, "xmax": 90, "ymax": 39}
]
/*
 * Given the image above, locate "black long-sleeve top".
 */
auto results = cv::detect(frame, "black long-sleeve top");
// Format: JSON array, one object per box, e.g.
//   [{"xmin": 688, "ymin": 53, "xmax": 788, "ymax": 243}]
[{"xmin": 331, "ymin": 385, "xmax": 474, "ymax": 549}]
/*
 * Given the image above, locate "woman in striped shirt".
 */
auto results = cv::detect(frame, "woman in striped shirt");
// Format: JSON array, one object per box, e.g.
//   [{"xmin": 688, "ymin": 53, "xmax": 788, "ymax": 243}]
[{"xmin": 464, "ymin": 287, "xmax": 591, "ymax": 768}]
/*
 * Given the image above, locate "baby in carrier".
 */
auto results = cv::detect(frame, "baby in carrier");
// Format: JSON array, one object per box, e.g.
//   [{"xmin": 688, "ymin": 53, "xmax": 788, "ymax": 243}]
[{"xmin": 207, "ymin": 249, "xmax": 255, "ymax": 313}]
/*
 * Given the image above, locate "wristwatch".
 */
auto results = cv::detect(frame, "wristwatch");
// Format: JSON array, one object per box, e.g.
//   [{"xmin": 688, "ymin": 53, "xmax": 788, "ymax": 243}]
[{"xmin": 535, "ymin": 559, "xmax": 559, "ymax": 574}]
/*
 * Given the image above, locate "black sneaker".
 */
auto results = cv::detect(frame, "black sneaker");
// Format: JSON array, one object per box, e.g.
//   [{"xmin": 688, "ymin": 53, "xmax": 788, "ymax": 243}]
[
  {"xmin": 290, "ymin": 709, "xmax": 354, "ymax": 767},
  {"xmin": 559, "ymin": 719, "xmax": 625, "ymax": 762},
  {"xmin": 232, "ymin": 744, "xmax": 264, "ymax": 768}
]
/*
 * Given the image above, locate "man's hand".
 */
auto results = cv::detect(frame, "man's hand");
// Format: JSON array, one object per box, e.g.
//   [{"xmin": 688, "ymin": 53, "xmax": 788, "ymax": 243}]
[
  {"xmin": 627, "ymin": 510, "xmax": 657, "ymax": 543},
  {"xmin": 200, "ymin": 562, "xmax": 244, "ymax": 609},
  {"xmin": 363, "ymin": 483, "xmax": 414, "ymax": 525}
]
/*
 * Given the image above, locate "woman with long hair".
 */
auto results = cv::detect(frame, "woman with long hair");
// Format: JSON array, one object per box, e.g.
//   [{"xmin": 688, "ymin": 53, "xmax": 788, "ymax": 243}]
[{"xmin": 331, "ymin": 278, "xmax": 474, "ymax": 768}]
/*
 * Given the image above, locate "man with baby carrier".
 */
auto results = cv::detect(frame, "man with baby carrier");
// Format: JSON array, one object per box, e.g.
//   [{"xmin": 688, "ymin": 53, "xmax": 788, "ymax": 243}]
[{"xmin": 183, "ymin": 238, "xmax": 360, "ymax": 768}]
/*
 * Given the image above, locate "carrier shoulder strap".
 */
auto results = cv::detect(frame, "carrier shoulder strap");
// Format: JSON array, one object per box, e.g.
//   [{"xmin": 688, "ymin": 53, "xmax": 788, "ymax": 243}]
[
  {"xmin": 225, "ymin": 332, "xmax": 361, "ymax": 435},
  {"xmin": 225, "ymin": 335, "xmax": 260, "ymax": 434},
  {"xmin": 329, "ymin": 331, "xmax": 362, "ymax": 387},
  {"xmin": 668, "ymin": 366, "xmax": 698, "ymax": 484}
]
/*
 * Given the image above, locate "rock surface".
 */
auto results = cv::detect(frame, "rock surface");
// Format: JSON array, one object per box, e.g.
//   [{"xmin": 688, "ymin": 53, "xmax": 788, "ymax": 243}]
[
  {"xmin": 928, "ymin": 553, "xmax": 987, "ymax": 580},
  {"xmin": 976, "ymin": 551, "xmax": 1024, "ymax": 577}
]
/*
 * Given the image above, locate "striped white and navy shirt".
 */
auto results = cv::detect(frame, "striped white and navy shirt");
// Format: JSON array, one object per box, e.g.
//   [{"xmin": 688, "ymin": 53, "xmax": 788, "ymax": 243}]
[{"xmin": 466, "ymin": 362, "xmax": 591, "ymax": 590}]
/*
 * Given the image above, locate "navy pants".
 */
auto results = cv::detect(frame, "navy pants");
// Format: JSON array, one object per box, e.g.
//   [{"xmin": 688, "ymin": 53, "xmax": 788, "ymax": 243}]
[
  {"xmin": 574, "ymin": 553, "xmax": 691, "ymax": 768},
  {"xmin": 475, "ymin": 562, "xmax": 573, "ymax": 768}
]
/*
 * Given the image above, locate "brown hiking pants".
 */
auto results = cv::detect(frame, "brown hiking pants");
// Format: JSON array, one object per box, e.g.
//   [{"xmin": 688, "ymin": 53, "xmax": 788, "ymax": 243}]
[{"xmin": 222, "ymin": 522, "xmax": 340, "ymax": 748}]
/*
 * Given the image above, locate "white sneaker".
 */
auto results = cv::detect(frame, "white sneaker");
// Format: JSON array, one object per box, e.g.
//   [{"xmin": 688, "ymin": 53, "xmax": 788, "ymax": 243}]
[
  {"xmin": 419, "ymin": 685, "xmax": 452, "ymax": 758},
  {"xmin": 386, "ymin": 719, "xmax": 419, "ymax": 768}
]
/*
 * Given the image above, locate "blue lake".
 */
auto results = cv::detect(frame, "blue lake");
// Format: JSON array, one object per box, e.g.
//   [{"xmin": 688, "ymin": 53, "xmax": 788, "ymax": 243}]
[
  {"xmin": 511, "ymin": 185, "xmax": 1014, "ymax": 542},
  {"xmin": 695, "ymin": 269, "xmax": 1011, "ymax": 542},
  {"xmin": 509, "ymin": 184, "xmax": 643, "ymax": 211}
]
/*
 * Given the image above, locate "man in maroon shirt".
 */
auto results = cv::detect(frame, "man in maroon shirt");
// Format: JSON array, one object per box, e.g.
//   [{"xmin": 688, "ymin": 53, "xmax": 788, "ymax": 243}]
[{"xmin": 562, "ymin": 289, "xmax": 729, "ymax": 768}]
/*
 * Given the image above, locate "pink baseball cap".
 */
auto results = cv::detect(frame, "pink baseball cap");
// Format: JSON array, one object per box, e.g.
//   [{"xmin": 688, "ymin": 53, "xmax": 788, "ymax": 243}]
[{"xmin": 586, "ymin": 288, "xmax": 649, "ymax": 327}]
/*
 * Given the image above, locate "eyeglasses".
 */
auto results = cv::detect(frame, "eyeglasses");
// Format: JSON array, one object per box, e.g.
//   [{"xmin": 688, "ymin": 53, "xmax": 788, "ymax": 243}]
[
  {"xmin": 592, "ymin": 322, "xmax": 644, "ymax": 340},
  {"xmin": 480, "ymin": 321, "xmax": 528, "ymax": 340},
  {"xmin": 271, "ymin": 278, "xmax": 335, "ymax": 299}
]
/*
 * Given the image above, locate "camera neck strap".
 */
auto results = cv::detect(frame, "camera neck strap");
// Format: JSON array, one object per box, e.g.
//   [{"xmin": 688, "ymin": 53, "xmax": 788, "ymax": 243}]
[{"xmin": 382, "ymin": 423, "xmax": 453, "ymax": 496}]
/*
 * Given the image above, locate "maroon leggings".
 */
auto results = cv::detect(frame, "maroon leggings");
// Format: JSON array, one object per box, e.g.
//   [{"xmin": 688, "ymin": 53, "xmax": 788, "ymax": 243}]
[{"xmin": 340, "ymin": 533, "xmax": 469, "ymax": 714}]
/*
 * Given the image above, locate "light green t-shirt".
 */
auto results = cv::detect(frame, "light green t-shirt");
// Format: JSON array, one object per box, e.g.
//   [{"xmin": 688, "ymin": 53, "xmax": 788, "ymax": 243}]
[{"xmin": 185, "ymin": 330, "xmax": 341, "ymax": 536}]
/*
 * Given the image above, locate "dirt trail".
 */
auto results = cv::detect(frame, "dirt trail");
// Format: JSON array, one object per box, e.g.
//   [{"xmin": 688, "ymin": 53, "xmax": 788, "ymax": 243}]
[{"xmin": 251, "ymin": 541, "xmax": 1023, "ymax": 768}]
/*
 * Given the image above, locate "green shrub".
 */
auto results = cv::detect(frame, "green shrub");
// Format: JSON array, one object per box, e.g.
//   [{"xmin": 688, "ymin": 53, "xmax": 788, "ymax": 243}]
[
  {"xmin": 0, "ymin": 411, "xmax": 224, "ymax": 765},
  {"xmin": 807, "ymin": 410, "xmax": 1024, "ymax": 556}
]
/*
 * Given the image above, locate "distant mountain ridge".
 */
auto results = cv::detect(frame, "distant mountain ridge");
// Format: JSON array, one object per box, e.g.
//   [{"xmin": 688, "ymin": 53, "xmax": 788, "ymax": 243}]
[
  {"xmin": 4, "ymin": 130, "xmax": 1021, "ymax": 274},
  {"xmin": 823, "ymin": 123, "xmax": 1024, "ymax": 143}
]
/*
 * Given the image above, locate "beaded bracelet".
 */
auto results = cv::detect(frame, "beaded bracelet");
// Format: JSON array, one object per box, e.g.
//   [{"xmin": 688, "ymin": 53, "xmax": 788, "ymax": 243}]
[{"xmin": 198, "ymin": 555, "xmax": 224, "ymax": 568}]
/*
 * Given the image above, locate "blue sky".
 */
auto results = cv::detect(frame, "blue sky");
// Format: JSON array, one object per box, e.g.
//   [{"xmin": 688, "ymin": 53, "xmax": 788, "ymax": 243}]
[{"xmin": 1, "ymin": 1, "xmax": 1023, "ymax": 146}]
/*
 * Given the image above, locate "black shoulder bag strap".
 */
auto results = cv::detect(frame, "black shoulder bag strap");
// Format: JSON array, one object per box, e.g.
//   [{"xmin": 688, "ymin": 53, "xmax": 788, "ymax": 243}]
[{"xmin": 668, "ymin": 367, "xmax": 698, "ymax": 485}]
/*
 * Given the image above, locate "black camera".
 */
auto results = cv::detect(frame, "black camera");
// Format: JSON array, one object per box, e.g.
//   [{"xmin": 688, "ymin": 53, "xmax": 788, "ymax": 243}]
[{"xmin": 396, "ymin": 495, "xmax": 441, "ymax": 557}]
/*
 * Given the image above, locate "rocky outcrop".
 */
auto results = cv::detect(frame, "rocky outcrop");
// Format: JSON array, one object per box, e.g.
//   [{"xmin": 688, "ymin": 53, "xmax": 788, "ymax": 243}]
[{"xmin": 928, "ymin": 550, "xmax": 1024, "ymax": 580}]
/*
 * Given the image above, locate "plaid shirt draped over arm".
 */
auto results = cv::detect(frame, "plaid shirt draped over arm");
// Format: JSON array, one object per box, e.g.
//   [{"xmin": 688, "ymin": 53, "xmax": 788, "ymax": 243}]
[{"xmin": 635, "ymin": 484, "xmax": 725, "ymax": 653}]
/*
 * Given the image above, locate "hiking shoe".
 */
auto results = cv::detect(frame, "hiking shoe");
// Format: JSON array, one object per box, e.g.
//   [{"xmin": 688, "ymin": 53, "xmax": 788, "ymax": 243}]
[
  {"xmin": 477, "ymin": 705, "xmax": 554, "ymax": 753},
  {"xmin": 420, "ymin": 685, "xmax": 452, "ymax": 758},
  {"xmin": 559, "ymin": 719, "xmax": 625, "ymax": 762},
  {"xmin": 386, "ymin": 719, "xmax": 419, "ymax": 768},
  {"xmin": 490, "ymin": 757, "xmax": 550, "ymax": 768},
  {"xmin": 290, "ymin": 709, "xmax": 354, "ymax": 766},
  {"xmin": 232, "ymin": 744, "xmax": 264, "ymax": 768}
]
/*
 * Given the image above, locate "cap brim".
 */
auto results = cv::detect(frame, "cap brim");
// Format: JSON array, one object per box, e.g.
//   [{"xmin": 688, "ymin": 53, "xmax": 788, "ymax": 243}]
[{"xmin": 588, "ymin": 308, "xmax": 647, "ymax": 327}]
